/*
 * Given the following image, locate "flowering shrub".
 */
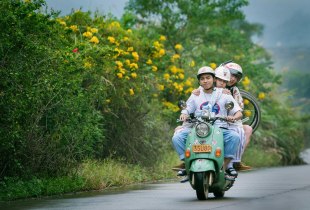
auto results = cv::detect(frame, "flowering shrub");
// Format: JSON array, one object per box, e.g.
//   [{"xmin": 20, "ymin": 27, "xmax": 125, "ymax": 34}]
[{"xmin": 0, "ymin": 0, "xmax": 306, "ymax": 180}]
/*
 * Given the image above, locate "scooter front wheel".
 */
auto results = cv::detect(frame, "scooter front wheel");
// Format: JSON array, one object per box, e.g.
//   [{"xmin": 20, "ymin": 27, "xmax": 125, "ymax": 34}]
[{"xmin": 194, "ymin": 172, "xmax": 210, "ymax": 200}]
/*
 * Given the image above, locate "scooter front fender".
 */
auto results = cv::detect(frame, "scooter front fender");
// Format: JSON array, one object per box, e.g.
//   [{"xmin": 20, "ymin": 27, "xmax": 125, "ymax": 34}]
[{"xmin": 190, "ymin": 159, "xmax": 215, "ymax": 173}]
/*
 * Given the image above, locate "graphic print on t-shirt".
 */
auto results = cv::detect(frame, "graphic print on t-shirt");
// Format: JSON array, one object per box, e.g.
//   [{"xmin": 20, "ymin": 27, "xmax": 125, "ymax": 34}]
[{"xmin": 200, "ymin": 101, "xmax": 220, "ymax": 114}]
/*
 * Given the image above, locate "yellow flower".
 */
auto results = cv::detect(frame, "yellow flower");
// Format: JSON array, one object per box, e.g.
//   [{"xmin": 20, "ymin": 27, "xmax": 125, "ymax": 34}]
[
  {"xmin": 125, "ymin": 76, "xmax": 130, "ymax": 80},
  {"xmin": 109, "ymin": 21, "xmax": 121, "ymax": 28},
  {"xmin": 127, "ymin": 29, "xmax": 132, "ymax": 33},
  {"xmin": 244, "ymin": 110, "xmax": 252, "ymax": 117},
  {"xmin": 119, "ymin": 68, "xmax": 126, "ymax": 74},
  {"xmin": 210, "ymin": 62, "xmax": 217, "ymax": 70},
  {"xmin": 129, "ymin": 88, "xmax": 135, "ymax": 95},
  {"xmin": 117, "ymin": 73, "xmax": 123, "ymax": 78},
  {"xmin": 243, "ymin": 99, "xmax": 250, "ymax": 105},
  {"xmin": 175, "ymin": 44, "xmax": 183, "ymax": 50},
  {"xmin": 131, "ymin": 72, "xmax": 137, "ymax": 78},
  {"xmin": 69, "ymin": 25, "xmax": 78, "ymax": 32},
  {"xmin": 123, "ymin": 36, "xmax": 129, "ymax": 41},
  {"xmin": 152, "ymin": 66, "xmax": 158, "ymax": 72},
  {"xmin": 127, "ymin": 47, "xmax": 134, "ymax": 52},
  {"xmin": 90, "ymin": 28, "xmax": 98, "ymax": 33},
  {"xmin": 178, "ymin": 73, "xmax": 185, "ymax": 80},
  {"xmin": 90, "ymin": 36, "xmax": 99, "ymax": 44},
  {"xmin": 146, "ymin": 59, "xmax": 152, "ymax": 65},
  {"xmin": 164, "ymin": 73, "xmax": 170, "ymax": 80},
  {"xmin": 108, "ymin": 36, "xmax": 115, "ymax": 43},
  {"xmin": 153, "ymin": 41, "xmax": 161, "ymax": 49},
  {"xmin": 170, "ymin": 66, "xmax": 178, "ymax": 74},
  {"xmin": 132, "ymin": 52, "xmax": 139, "ymax": 61},
  {"xmin": 171, "ymin": 54, "xmax": 180, "ymax": 62},
  {"xmin": 159, "ymin": 35, "xmax": 166, "ymax": 41},
  {"xmin": 84, "ymin": 62, "xmax": 92, "ymax": 68},
  {"xmin": 130, "ymin": 63, "xmax": 138, "ymax": 70},
  {"xmin": 242, "ymin": 76, "xmax": 251, "ymax": 86},
  {"xmin": 125, "ymin": 59, "xmax": 131, "ymax": 66},
  {"xmin": 158, "ymin": 49, "xmax": 165, "ymax": 56},
  {"xmin": 106, "ymin": 99, "xmax": 111, "ymax": 103},
  {"xmin": 24, "ymin": 0, "xmax": 31, "ymax": 3},
  {"xmin": 59, "ymin": 21, "xmax": 66, "ymax": 26},
  {"xmin": 115, "ymin": 61, "xmax": 123, "ymax": 68},
  {"xmin": 157, "ymin": 84, "xmax": 165, "ymax": 91},
  {"xmin": 83, "ymin": 31, "xmax": 92, "ymax": 38},
  {"xmin": 185, "ymin": 87, "xmax": 194, "ymax": 94},
  {"xmin": 185, "ymin": 78, "xmax": 192, "ymax": 87},
  {"xmin": 162, "ymin": 101, "xmax": 179, "ymax": 112},
  {"xmin": 189, "ymin": 60, "xmax": 195, "ymax": 67},
  {"xmin": 258, "ymin": 92, "xmax": 266, "ymax": 100}
]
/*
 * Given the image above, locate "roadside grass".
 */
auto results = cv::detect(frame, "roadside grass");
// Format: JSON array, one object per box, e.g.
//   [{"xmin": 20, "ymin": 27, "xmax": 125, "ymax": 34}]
[
  {"xmin": 0, "ymin": 146, "xmax": 283, "ymax": 201},
  {"xmin": 0, "ymin": 150, "xmax": 179, "ymax": 201},
  {"xmin": 242, "ymin": 144, "xmax": 282, "ymax": 167}
]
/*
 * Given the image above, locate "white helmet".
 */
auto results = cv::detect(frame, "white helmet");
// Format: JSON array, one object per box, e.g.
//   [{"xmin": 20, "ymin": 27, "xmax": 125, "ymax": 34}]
[
  {"xmin": 225, "ymin": 62, "xmax": 243, "ymax": 81},
  {"xmin": 197, "ymin": 66, "xmax": 215, "ymax": 79},
  {"xmin": 215, "ymin": 66, "xmax": 230, "ymax": 82}
]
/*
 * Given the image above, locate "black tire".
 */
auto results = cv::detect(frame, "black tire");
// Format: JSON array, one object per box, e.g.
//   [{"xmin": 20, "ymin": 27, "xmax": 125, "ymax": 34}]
[
  {"xmin": 194, "ymin": 172, "xmax": 210, "ymax": 200},
  {"xmin": 240, "ymin": 89, "xmax": 261, "ymax": 133},
  {"xmin": 213, "ymin": 190, "xmax": 225, "ymax": 198}
]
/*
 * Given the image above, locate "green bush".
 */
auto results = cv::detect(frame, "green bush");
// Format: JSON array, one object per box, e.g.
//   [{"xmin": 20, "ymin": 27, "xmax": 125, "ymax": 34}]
[{"xmin": 0, "ymin": 0, "xmax": 104, "ymax": 178}]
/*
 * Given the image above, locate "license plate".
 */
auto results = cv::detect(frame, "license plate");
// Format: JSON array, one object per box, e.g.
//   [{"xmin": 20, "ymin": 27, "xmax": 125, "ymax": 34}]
[{"xmin": 192, "ymin": 144, "xmax": 212, "ymax": 153}]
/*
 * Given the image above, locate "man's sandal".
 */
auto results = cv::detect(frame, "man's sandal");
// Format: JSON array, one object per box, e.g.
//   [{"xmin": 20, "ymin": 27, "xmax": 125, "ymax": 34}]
[{"xmin": 226, "ymin": 167, "xmax": 238, "ymax": 177}]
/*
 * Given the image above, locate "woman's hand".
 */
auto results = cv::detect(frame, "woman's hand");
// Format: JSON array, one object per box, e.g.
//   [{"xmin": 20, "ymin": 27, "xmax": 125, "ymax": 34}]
[
  {"xmin": 180, "ymin": 113, "xmax": 189, "ymax": 121},
  {"xmin": 222, "ymin": 88, "xmax": 231, "ymax": 95},
  {"xmin": 192, "ymin": 88, "xmax": 200, "ymax": 96},
  {"xmin": 226, "ymin": 116, "xmax": 236, "ymax": 123}
]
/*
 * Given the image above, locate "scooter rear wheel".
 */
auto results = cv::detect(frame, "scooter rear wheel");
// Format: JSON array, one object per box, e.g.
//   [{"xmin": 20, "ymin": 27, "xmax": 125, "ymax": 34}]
[
  {"xmin": 194, "ymin": 172, "xmax": 210, "ymax": 200},
  {"xmin": 240, "ymin": 89, "xmax": 261, "ymax": 133}
]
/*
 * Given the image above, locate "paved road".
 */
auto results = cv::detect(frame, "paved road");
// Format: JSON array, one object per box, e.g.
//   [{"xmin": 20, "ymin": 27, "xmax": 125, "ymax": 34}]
[{"xmin": 1, "ymin": 164, "xmax": 310, "ymax": 210}]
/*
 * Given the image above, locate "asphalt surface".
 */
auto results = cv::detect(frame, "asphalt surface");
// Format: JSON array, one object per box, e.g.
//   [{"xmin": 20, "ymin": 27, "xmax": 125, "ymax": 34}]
[{"xmin": 1, "ymin": 163, "xmax": 310, "ymax": 210}]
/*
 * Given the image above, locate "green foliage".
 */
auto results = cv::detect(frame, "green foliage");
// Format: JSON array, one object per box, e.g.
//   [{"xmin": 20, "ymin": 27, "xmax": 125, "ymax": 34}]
[
  {"xmin": 256, "ymin": 91, "xmax": 305, "ymax": 165},
  {"xmin": 242, "ymin": 144, "xmax": 281, "ymax": 167},
  {"xmin": 125, "ymin": 0, "xmax": 306, "ymax": 165},
  {"xmin": 0, "ymin": 0, "xmax": 175, "ymax": 180},
  {"xmin": 0, "ymin": 176, "xmax": 85, "ymax": 200},
  {"xmin": 0, "ymin": 0, "xmax": 104, "ymax": 178},
  {"xmin": 0, "ymin": 152, "xmax": 179, "ymax": 201},
  {"xmin": 0, "ymin": 0, "xmax": 307, "ymax": 200}
]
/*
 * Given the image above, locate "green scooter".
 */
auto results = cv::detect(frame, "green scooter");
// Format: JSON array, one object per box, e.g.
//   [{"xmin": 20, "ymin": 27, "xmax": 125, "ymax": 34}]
[{"xmin": 178, "ymin": 101, "xmax": 236, "ymax": 200}]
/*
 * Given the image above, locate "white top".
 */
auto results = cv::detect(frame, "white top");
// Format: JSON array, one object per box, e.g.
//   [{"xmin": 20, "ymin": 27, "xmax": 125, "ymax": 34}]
[{"xmin": 181, "ymin": 87, "xmax": 241, "ymax": 128}]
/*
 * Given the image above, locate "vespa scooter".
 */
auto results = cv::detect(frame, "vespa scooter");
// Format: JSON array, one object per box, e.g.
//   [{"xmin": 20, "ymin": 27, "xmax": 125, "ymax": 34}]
[{"xmin": 178, "ymin": 101, "xmax": 236, "ymax": 200}]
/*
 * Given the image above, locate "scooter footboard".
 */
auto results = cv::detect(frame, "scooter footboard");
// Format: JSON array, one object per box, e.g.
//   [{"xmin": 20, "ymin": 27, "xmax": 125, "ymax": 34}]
[{"xmin": 190, "ymin": 159, "xmax": 215, "ymax": 172}]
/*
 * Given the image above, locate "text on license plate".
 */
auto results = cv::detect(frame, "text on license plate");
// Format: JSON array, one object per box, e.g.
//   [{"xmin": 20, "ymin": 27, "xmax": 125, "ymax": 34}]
[{"xmin": 192, "ymin": 144, "xmax": 212, "ymax": 153}]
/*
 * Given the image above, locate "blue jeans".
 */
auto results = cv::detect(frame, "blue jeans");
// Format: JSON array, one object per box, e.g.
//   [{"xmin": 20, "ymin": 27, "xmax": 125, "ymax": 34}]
[
  {"xmin": 172, "ymin": 128, "xmax": 240, "ymax": 160},
  {"xmin": 222, "ymin": 129, "xmax": 240, "ymax": 159}
]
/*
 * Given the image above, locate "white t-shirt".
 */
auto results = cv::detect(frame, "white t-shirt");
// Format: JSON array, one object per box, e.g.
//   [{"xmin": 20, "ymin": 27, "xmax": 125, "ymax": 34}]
[{"xmin": 181, "ymin": 87, "xmax": 241, "ymax": 128}]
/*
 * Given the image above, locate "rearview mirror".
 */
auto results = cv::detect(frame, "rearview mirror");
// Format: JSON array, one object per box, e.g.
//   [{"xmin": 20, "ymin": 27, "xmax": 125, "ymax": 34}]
[
  {"xmin": 225, "ymin": 101, "xmax": 234, "ymax": 111},
  {"xmin": 178, "ymin": 100, "xmax": 187, "ymax": 109}
]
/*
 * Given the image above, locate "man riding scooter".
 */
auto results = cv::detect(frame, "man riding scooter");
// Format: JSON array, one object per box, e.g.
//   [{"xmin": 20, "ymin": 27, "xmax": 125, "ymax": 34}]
[{"xmin": 171, "ymin": 66, "xmax": 242, "ymax": 180}]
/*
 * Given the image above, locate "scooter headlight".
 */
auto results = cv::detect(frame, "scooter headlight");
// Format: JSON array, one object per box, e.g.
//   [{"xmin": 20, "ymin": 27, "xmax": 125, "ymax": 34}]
[{"xmin": 195, "ymin": 123, "xmax": 210, "ymax": 138}]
